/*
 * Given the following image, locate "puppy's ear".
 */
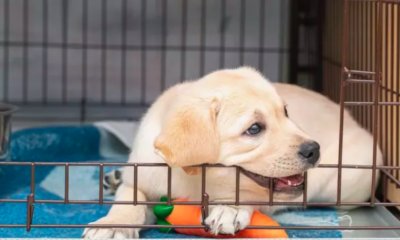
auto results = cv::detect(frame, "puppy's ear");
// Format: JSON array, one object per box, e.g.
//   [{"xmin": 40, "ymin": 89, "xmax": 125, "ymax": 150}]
[{"xmin": 154, "ymin": 95, "xmax": 220, "ymax": 175}]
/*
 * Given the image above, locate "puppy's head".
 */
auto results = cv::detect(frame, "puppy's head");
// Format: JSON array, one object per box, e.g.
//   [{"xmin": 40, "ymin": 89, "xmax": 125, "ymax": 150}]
[{"xmin": 154, "ymin": 67, "xmax": 320, "ymax": 200}]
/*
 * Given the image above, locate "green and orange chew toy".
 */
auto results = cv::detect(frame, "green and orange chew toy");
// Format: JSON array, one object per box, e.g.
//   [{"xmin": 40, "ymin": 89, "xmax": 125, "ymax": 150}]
[{"xmin": 153, "ymin": 196, "xmax": 288, "ymax": 238}]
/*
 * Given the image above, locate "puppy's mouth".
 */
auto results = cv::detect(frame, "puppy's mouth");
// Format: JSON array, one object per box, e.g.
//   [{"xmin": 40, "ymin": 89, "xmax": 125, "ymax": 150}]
[{"xmin": 241, "ymin": 169, "xmax": 304, "ymax": 192}]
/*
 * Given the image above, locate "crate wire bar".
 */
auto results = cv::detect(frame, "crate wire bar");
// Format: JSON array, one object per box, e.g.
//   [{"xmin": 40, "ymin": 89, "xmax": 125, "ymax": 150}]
[{"xmin": 0, "ymin": 162, "xmax": 400, "ymax": 231}]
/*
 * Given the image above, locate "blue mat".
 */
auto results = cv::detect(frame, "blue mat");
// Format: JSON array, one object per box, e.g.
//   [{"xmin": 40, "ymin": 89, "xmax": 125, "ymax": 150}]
[{"xmin": 0, "ymin": 126, "xmax": 342, "ymax": 238}]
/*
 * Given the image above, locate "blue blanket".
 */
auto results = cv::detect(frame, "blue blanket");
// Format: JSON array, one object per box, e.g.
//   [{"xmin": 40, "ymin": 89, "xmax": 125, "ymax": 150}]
[{"xmin": 0, "ymin": 126, "xmax": 342, "ymax": 238}]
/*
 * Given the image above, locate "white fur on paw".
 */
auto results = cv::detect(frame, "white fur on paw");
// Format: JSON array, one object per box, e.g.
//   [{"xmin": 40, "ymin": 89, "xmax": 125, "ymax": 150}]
[
  {"xmin": 103, "ymin": 169, "xmax": 123, "ymax": 196},
  {"xmin": 82, "ymin": 217, "xmax": 139, "ymax": 239},
  {"xmin": 204, "ymin": 206, "xmax": 252, "ymax": 235}
]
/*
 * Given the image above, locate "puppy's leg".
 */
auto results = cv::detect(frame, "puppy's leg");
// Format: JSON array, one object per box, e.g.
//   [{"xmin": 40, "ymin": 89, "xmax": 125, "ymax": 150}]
[
  {"xmin": 204, "ymin": 205, "xmax": 253, "ymax": 235},
  {"xmin": 82, "ymin": 184, "xmax": 147, "ymax": 239}
]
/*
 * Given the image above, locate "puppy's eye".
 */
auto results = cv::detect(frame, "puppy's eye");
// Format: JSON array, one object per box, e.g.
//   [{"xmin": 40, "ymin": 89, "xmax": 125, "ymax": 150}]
[
  {"xmin": 245, "ymin": 124, "xmax": 262, "ymax": 135},
  {"xmin": 284, "ymin": 106, "xmax": 289, "ymax": 117}
]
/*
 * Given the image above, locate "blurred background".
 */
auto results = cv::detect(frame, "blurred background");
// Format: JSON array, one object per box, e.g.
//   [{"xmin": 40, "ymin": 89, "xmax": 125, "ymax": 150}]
[{"xmin": 0, "ymin": 0, "xmax": 322, "ymax": 125}]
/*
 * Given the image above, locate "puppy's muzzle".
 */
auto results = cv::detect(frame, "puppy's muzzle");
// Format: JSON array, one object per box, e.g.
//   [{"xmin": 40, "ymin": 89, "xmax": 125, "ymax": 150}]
[{"xmin": 298, "ymin": 141, "xmax": 320, "ymax": 166}]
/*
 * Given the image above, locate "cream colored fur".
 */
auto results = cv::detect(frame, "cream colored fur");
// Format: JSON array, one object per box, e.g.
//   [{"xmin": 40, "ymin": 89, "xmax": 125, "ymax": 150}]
[{"xmin": 83, "ymin": 67, "xmax": 382, "ymax": 239}]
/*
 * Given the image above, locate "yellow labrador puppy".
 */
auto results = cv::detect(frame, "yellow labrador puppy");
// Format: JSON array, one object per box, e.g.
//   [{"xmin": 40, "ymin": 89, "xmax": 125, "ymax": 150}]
[{"xmin": 83, "ymin": 67, "xmax": 382, "ymax": 239}]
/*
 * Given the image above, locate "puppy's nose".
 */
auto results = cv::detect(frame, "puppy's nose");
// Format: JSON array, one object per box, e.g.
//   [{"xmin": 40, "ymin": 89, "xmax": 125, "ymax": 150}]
[{"xmin": 298, "ymin": 141, "xmax": 320, "ymax": 166}]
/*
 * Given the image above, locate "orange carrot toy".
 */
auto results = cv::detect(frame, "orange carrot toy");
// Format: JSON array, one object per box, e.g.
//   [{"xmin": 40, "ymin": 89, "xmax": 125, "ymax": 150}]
[{"xmin": 154, "ymin": 197, "xmax": 288, "ymax": 238}]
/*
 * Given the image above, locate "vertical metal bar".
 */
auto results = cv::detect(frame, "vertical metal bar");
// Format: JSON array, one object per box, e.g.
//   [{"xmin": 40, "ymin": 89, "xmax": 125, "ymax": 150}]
[
  {"xmin": 370, "ymin": 1, "xmax": 376, "ymax": 133},
  {"xmin": 337, "ymin": 0, "xmax": 349, "ymax": 206},
  {"xmin": 235, "ymin": 167, "xmax": 240, "ymax": 206},
  {"xmin": 81, "ymin": 0, "xmax": 88, "ymax": 113},
  {"xmin": 348, "ymin": 1, "xmax": 354, "ymax": 114},
  {"xmin": 368, "ymin": 2, "xmax": 373, "ymax": 132},
  {"xmin": 371, "ymin": 0, "xmax": 383, "ymax": 206},
  {"xmin": 22, "ymin": 0, "xmax": 29, "ymax": 104},
  {"xmin": 31, "ymin": 163, "xmax": 35, "ymax": 197},
  {"xmin": 42, "ymin": 0, "xmax": 48, "ymax": 104},
  {"xmin": 167, "ymin": 167, "xmax": 172, "ymax": 205},
  {"xmin": 362, "ymin": 1, "xmax": 367, "ymax": 129},
  {"xmin": 258, "ymin": 0, "xmax": 265, "ymax": 73},
  {"xmin": 303, "ymin": 171, "xmax": 308, "ymax": 207},
  {"xmin": 356, "ymin": 1, "xmax": 361, "ymax": 119},
  {"xmin": 219, "ymin": 0, "xmax": 226, "ymax": 69},
  {"xmin": 199, "ymin": 0, "xmax": 206, "ymax": 76},
  {"xmin": 3, "ymin": 0, "xmax": 9, "ymax": 102},
  {"xmin": 26, "ymin": 163, "xmax": 36, "ymax": 232},
  {"xmin": 99, "ymin": 164, "xmax": 104, "ymax": 204},
  {"xmin": 323, "ymin": 0, "xmax": 326, "ymax": 97},
  {"xmin": 269, "ymin": 178, "xmax": 273, "ymax": 206},
  {"xmin": 65, "ymin": 164, "xmax": 69, "ymax": 204},
  {"xmin": 278, "ymin": 0, "xmax": 284, "ymax": 82},
  {"xmin": 396, "ymin": 3, "xmax": 399, "ymax": 181},
  {"xmin": 381, "ymin": 3, "xmax": 387, "ymax": 186},
  {"xmin": 121, "ymin": 0, "xmax": 127, "ymax": 105},
  {"xmin": 239, "ymin": 0, "xmax": 245, "ymax": 66},
  {"xmin": 381, "ymin": 3, "xmax": 387, "ymax": 197},
  {"xmin": 101, "ymin": 0, "xmax": 107, "ymax": 105},
  {"xmin": 202, "ymin": 193, "xmax": 209, "ymax": 231},
  {"xmin": 180, "ymin": 0, "xmax": 187, "ymax": 82},
  {"xmin": 358, "ymin": 0, "xmax": 362, "ymax": 125},
  {"xmin": 26, "ymin": 194, "xmax": 34, "ymax": 232},
  {"xmin": 61, "ymin": 0, "xmax": 68, "ymax": 104},
  {"xmin": 141, "ymin": 0, "xmax": 147, "ymax": 105},
  {"xmin": 383, "ymin": 169, "xmax": 388, "ymax": 202},
  {"xmin": 389, "ymin": 3, "xmax": 395, "ymax": 181},
  {"xmin": 201, "ymin": 165, "xmax": 206, "ymax": 200},
  {"xmin": 328, "ymin": 0, "xmax": 333, "ymax": 100},
  {"xmin": 161, "ymin": 0, "xmax": 167, "ymax": 92},
  {"xmin": 384, "ymin": 3, "xmax": 389, "ymax": 181},
  {"xmin": 315, "ymin": 0, "xmax": 325, "ymax": 93},
  {"xmin": 333, "ymin": 0, "xmax": 337, "ymax": 101},
  {"xmin": 289, "ymin": 0, "xmax": 299, "ymax": 85},
  {"xmin": 305, "ymin": 0, "xmax": 311, "ymax": 90},
  {"xmin": 201, "ymin": 165, "xmax": 209, "ymax": 222},
  {"xmin": 385, "ymin": 4, "xmax": 390, "ymax": 183},
  {"xmin": 337, "ymin": 0, "xmax": 342, "ymax": 102},
  {"xmin": 134, "ymin": 164, "xmax": 138, "ymax": 205}
]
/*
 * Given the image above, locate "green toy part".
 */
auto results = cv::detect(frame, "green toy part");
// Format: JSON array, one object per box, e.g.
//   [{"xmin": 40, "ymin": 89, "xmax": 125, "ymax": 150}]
[{"xmin": 153, "ymin": 196, "xmax": 176, "ymax": 233}]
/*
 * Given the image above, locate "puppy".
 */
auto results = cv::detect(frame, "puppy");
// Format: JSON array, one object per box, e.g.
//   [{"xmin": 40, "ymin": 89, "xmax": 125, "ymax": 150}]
[{"xmin": 83, "ymin": 67, "xmax": 382, "ymax": 239}]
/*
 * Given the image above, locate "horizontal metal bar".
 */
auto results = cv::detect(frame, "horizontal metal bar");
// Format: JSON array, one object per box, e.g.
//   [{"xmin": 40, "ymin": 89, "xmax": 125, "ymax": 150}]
[
  {"xmin": 345, "ymin": 102, "xmax": 400, "ymax": 106},
  {"xmin": 2, "ymin": 224, "xmax": 400, "ymax": 230},
  {"xmin": 0, "ymin": 41, "xmax": 292, "ymax": 54},
  {"xmin": 346, "ymin": 69, "xmax": 376, "ymax": 75},
  {"xmin": 319, "ymin": 164, "xmax": 400, "ymax": 169},
  {"xmin": 2, "ymin": 199, "xmax": 400, "ymax": 207},
  {"xmin": 346, "ymin": 79, "xmax": 375, "ymax": 83},
  {"xmin": 1, "ymin": 162, "xmax": 399, "ymax": 170},
  {"xmin": 0, "ymin": 162, "xmax": 400, "ymax": 170},
  {"xmin": 0, "ymin": 162, "xmax": 167, "ymax": 167}
]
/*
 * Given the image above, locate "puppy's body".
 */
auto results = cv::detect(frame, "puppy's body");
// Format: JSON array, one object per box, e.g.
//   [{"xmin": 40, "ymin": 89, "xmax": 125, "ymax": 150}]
[{"xmin": 83, "ymin": 68, "xmax": 382, "ymax": 239}]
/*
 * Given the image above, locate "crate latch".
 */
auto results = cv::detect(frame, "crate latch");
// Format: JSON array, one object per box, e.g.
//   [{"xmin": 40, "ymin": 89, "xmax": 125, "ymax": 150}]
[{"xmin": 26, "ymin": 194, "xmax": 34, "ymax": 232}]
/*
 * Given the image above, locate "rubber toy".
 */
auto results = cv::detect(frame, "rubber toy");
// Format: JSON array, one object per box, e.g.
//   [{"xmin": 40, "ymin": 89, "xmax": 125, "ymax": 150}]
[{"xmin": 153, "ymin": 196, "xmax": 288, "ymax": 238}]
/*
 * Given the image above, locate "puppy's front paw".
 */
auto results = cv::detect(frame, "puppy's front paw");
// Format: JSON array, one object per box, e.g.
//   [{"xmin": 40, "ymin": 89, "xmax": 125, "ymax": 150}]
[
  {"xmin": 103, "ymin": 169, "xmax": 123, "ymax": 196},
  {"xmin": 82, "ymin": 216, "xmax": 139, "ymax": 239},
  {"xmin": 204, "ymin": 206, "xmax": 252, "ymax": 235}
]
